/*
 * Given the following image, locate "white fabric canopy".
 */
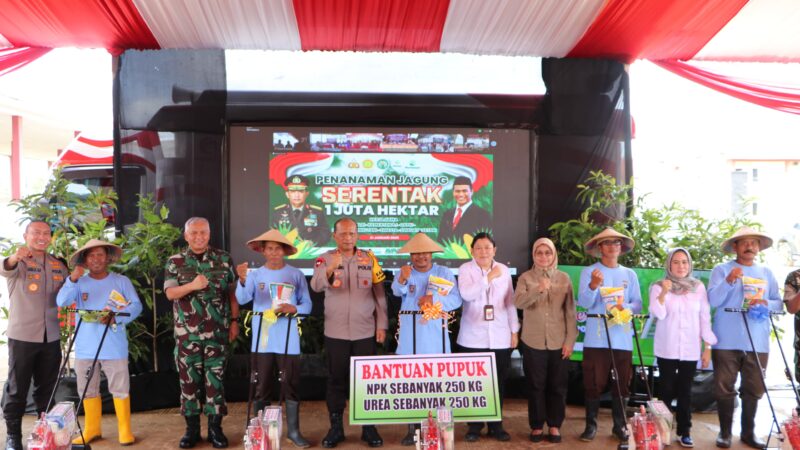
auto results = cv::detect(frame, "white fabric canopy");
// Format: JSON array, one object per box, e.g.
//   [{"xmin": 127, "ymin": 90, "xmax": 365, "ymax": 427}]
[
  {"xmin": 695, "ymin": 0, "xmax": 800, "ymax": 62},
  {"xmin": 439, "ymin": 0, "xmax": 604, "ymax": 57},
  {"xmin": 132, "ymin": 0, "xmax": 301, "ymax": 50}
]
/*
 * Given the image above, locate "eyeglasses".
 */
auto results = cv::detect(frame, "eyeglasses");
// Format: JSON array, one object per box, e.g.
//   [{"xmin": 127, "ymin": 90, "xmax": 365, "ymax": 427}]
[{"xmin": 600, "ymin": 240, "xmax": 622, "ymax": 247}]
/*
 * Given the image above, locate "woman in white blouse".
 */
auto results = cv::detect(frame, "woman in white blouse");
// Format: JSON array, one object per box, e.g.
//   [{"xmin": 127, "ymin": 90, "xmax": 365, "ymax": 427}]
[{"xmin": 457, "ymin": 232, "xmax": 520, "ymax": 442}]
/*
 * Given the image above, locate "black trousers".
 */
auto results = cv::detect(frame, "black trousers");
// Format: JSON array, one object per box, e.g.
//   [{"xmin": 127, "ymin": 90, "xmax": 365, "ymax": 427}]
[
  {"xmin": 657, "ymin": 357, "xmax": 696, "ymax": 435},
  {"xmin": 254, "ymin": 353, "xmax": 301, "ymax": 403},
  {"xmin": 1, "ymin": 339, "xmax": 61, "ymax": 420},
  {"xmin": 582, "ymin": 347, "xmax": 633, "ymax": 399},
  {"xmin": 520, "ymin": 343, "xmax": 568, "ymax": 429},
  {"xmin": 325, "ymin": 336, "xmax": 376, "ymax": 414},
  {"xmin": 457, "ymin": 344, "xmax": 511, "ymax": 430}
]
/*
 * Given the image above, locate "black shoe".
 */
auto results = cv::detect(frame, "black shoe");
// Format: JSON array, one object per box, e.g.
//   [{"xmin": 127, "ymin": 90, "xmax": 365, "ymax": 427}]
[
  {"xmin": 679, "ymin": 434, "xmax": 694, "ymax": 448},
  {"xmin": 487, "ymin": 424, "xmax": 510, "ymax": 442},
  {"xmin": 361, "ymin": 425, "xmax": 383, "ymax": 447},
  {"xmin": 548, "ymin": 429, "xmax": 562, "ymax": 443},
  {"xmin": 464, "ymin": 423, "xmax": 482, "ymax": 442},
  {"xmin": 400, "ymin": 424, "xmax": 418, "ymax": 446},
  {"xmin": 529, "ymin": 430, "xmax": 544, "ymax": 443},
  {"xmin": 322, "ymin": 413, "xmax": 345, "ymax": 448},
  {"xmin": 179, "ymin": 415, "xmax": 201, "ymax": 449},
  {"xmin": 715, "ymin": 432, "xmax": 732, "ymax": 448},
  {"xmin": 612, "ymin": 426, "xmax": 628, "ymax": 442},
  {"xmin": 207, "ymin": 415, "xmax": 229, "ymax": 448},
  {"xmin": 741, "ymin": 434, "xmax": 766, "ymax": 449}
]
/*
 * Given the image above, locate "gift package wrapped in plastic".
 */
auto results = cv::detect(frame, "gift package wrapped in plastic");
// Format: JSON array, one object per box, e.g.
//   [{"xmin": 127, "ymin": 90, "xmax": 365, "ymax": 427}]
[
  {"xmin": 631, "ymin": 405, "xmax": 663, "ymax": 450},
  {"xmin": 27, "ymin": 402, "xmax": 76, "ymax": 450},
  {"xmin": 244, "ymin": 406, "xmax": 283, "ymax": 450},
  {"xmin": 435, "ymin": 407, "xmax": 454, "ymax": 450},
  {"xmin": 416, "ymin": 411, "xmax": 443, "ymax": 450},
  {"xmin": 646, "ymin": 399, "xmax": 673, "ymax": 445},
  {"xmin": 783, "ymin": 409, "xmax": 800, "ymax": 450}
]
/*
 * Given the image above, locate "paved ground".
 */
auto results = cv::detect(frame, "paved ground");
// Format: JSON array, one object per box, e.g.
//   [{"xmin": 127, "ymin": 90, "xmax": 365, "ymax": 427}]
[{"xmin": 0, "ymin": 396, "xmax": 795, "ymax": 449}]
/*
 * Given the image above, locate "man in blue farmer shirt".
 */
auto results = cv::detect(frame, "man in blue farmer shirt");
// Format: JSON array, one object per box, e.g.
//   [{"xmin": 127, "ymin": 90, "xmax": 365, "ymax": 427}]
[
  {"xmin": 577, "ymin": 228, "xmax": 642, "ymax": 443},
  {"xmin": 235, "ymin": 229, "xmax": 312, "ymax": 448},
  {"xmin": 707, "ymin": 227, "xmax": 782, "ymax": 449},
  {"xmin": 56, "ymin": 239, "xmax": 142, "ymax": 445},
  {"xmin": 391, "ymin": 232, "xmax": 462, "ymax": 446}
]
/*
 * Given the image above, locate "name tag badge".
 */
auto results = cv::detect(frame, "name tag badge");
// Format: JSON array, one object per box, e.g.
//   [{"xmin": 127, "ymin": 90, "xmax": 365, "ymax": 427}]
[
  {"xmin": 409, "ymin": 284, "xmax": 415, "ymax": 294},
  {"xmin": 258, "ymin": 283, "xmax": 266, "ymax": 291},
  {"xmin": 332, "ymin": 269, "xmax": 344, "ymax": 288},
  {"xmin": 483, "ymin": 305, "xmax": 494, "ymax": 321}
]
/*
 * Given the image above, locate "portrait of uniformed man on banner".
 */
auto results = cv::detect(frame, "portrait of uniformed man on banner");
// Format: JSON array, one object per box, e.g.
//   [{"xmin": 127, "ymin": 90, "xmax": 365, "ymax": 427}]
[{"xmin": 273, "ymin": 175, "xmax": 332, "ymax": 246}]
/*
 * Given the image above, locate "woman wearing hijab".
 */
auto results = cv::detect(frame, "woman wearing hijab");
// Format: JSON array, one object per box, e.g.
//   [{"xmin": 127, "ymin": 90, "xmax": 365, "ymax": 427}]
[
  {"xmin": 457, "ymin": 232, "xmax": 520, "ymax": 442},
  {"xmin": 513, "ymin": 238, "xmax": 577, "ymax": 443},
  {"xmin": 649, "ymin": 248, "xmax": 717, "ymax": 448}
]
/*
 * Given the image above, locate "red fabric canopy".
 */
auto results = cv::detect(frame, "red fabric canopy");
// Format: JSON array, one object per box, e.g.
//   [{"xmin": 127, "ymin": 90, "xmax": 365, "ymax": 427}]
[
  {"xmin": 0, "ymin": 46, "xmax": 50, "ymax": 77},
  {"xmin": 654, "ymin": 59, "xmax": 800, "ymax": 115},
  {"xmin": 0, "ymin": 0, "xmax": 159, "ymax": 53},
  {"xmin": 293, "ymin": 0, "xmax": 450, "ymax": 52},
  {"xmin": 568, "ymin": 0, "xmax": 748, "ymax": 62}
]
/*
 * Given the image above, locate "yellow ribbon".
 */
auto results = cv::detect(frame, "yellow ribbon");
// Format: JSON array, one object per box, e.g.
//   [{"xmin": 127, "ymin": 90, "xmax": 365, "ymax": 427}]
[
  {"xmin": 368, "ymin": 251, "xmax": 385, "ymax": 283},
  {"xmin": 608, "ymin": 307, "xmax": 633, "ymax": 327}
]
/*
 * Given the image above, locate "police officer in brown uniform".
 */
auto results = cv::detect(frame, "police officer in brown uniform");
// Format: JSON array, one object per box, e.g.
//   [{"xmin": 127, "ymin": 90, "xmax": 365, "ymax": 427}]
[
  {"xmin": 311, "ymin": 218, "xmax": 388, "ymax": 448},
  {"xmin": 1, "ymin": 221, "xmax": 68, "ymax": 450},
  {"xmin": 273, "ymin": 175, "xmax": 331, "ymax": 246}
]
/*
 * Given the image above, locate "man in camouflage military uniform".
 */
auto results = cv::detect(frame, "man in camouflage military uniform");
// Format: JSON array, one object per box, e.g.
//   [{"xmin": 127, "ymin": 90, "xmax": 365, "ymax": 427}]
[
  {"xmin": 165, "ymin": 217, "xmax": 239, "ymax": 449},
  {"xmin": 273, "ymin": 175, "xmax": 331, "ymax": 246},
  {"xmin": 784, "ymin": 269, "xmax": 800, "ymax": 384}
]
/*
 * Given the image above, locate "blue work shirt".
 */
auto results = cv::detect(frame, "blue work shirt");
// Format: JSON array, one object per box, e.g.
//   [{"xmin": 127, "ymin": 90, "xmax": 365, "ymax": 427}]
[
  {"xmin": 236, "ymin": 264, "xmax": 312, "ymax": 355},
  {"xmin": 56, "ymin": 273, "xmax": 142, "ymax": 360},
  {"xmin": 391, "ymin": 264, "xmax": 462, "ymax": 355},
  {"xmin": 707, "ymin": 261, "xmax": 782, "ymax": 353},
  {"xmin": 578, "ymin": 262, "xmax": 642, "ymax": 351}
]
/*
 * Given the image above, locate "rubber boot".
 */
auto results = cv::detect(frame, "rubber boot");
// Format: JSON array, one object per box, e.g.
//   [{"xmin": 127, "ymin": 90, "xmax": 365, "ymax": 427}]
[
  {"xmin": 113, "ymin": 396, "xmax": 135, "ymax": 445},
  {"xmin": 321, "ymin": 412, "xmax": 345, "ymax": 448},
  {"xmin": 361, "ymin": 425, "xmax": 383, "ymax": 447},
  {"xmin": 611, "ymin": 397, "xmax": 629, "ymax": 442},
  {"xmin": 579, "ymin": 399, "xmax": 600, "ymax": 441},
  {"xmin": 179, "ymin": 415, "xmax": 201, "ymax": 448},
  {"xmin": 400, "ymin": 424, "xmax": 418, "ymax": 446},
  {"xmin": 740, "ymin": 396, "xmax": 766, "ymax": 449},
  {"xmin": 73, "ymin": 396, "xmax": 102, "ymax": 444},
  {"xmin": 715, "ymin": 397, "xmax": 734, "ymax": 448},
  {"xmin": 4, "ymin": 418, "xmax": 22, "ymax": 450},
  {"xmin": 207, "ymin": 415, "xmax": 229, "ymax": 448},
  {"xmin": 286, "ymin": 400, "xmax": 310, "ymax": 448}
]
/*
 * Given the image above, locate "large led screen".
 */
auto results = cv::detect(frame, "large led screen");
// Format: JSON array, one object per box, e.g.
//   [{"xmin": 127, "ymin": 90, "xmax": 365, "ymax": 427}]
[{"xmin": 229, "ymin": 126, "xmax": 533, "ymax": 272}]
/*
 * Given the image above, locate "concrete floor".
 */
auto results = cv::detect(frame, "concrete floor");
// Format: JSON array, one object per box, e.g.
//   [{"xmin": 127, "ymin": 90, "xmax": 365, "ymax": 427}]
[{"xmin": 0, "ymin": 397, "xmax": 792, "ymax": 449}]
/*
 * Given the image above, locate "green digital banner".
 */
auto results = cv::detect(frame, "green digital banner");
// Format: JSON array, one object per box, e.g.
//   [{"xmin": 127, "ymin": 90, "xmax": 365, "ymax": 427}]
[
  {"xmin": 349, "ymin": 353, "xmax": 502, "ymax": 425},
  {"xmin": 562, "ymin": 265, "xmax": 711, "ymax": 366}
]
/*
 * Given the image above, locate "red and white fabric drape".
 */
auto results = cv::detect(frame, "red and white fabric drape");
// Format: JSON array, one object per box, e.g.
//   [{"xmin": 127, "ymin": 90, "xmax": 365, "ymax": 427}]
[
  {"xmin": 1, "ymin": 0, "xmax": 800, "ymax": 62},
  {"xmin": 655, "ymin": 60, "xmax": 800, "ymax": 115},
  {"xmin": 0, "ymin": 46, "xmax": 50, "ymax": 77}
]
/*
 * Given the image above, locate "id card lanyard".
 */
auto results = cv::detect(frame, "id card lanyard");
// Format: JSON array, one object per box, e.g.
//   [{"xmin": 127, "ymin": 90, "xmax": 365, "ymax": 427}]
[{"xmin": 483, "ymin": 262, "xmax": 494, "ymax": 321}]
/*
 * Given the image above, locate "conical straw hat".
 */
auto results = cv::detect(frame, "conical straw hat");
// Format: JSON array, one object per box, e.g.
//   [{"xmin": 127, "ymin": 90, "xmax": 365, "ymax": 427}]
[
  {"xmin": 584, "ymin": 228, "xmax": 635, "ymax": 258},
  {"xmin": 721, "ymin": 226, "xmax": 772, "ymax": 253},
  {"xmin": 69, "ymin": 239, "xmax": 123, "ymax": 267},
  {"xmin": 398, "ymin": 232, "xmax": 444, "ymax": 254},
  {"xmin": 246, "ymin": 229, "xmax": 298, "ymax": 255}
]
